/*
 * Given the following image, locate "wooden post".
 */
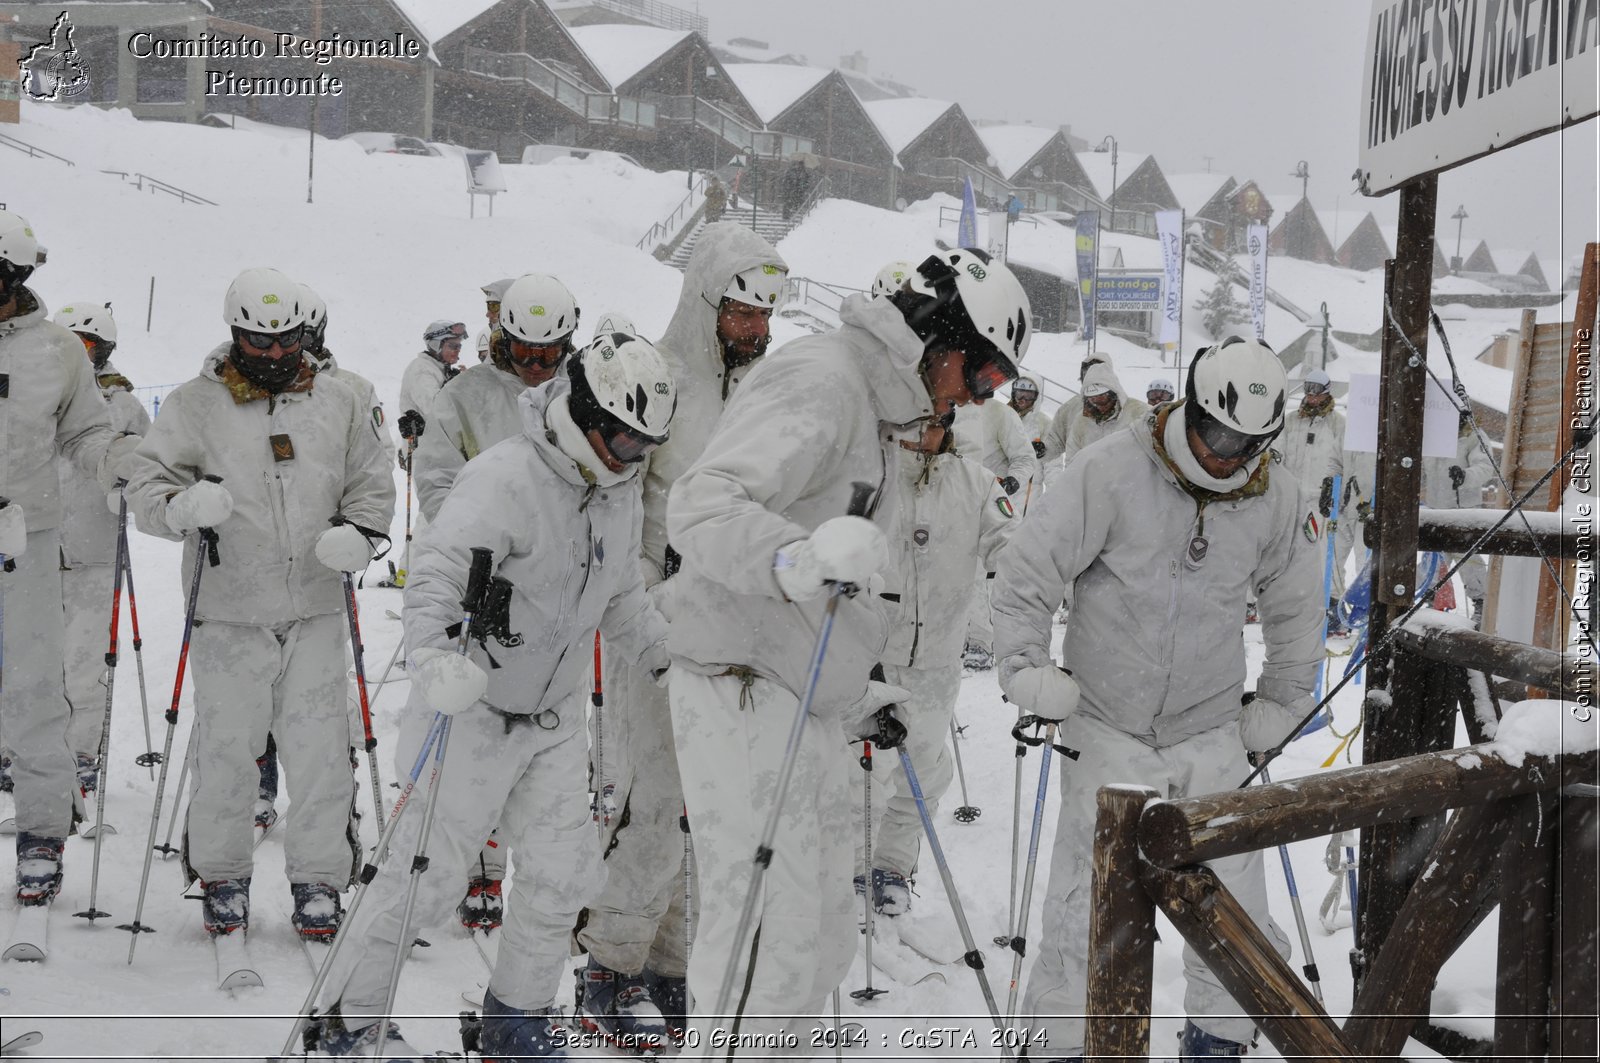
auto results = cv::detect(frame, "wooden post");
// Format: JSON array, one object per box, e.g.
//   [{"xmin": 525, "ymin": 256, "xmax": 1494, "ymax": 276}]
[
  {"xmin": 1554, "ymin": 787, "xmax": 1599, "ymax": 1059},
  {"xmin": 1494, "ymin": 792, "xmax": 1558, "ymax": 1059},
  {"xmin": 1140, "ymin": 864, "xmax": 1356, "ymax": 1060},
  {"xmin": 1391, "ymin": 623, "xmax": 1592, "ymax": 696},
  {"xmin": 1343, "ymin": 799, "xmax": 1510, "ymax": 1056},
  {"xmin": 1083, "ymin": 785, "xmax": 1158, "ymax": 1063}
]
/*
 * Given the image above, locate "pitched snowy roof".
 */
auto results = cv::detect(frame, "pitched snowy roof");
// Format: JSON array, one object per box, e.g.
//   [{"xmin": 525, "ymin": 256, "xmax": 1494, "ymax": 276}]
[
  {"xmin": 862, "ymin": 97, "xmax": 958, "ymax": 154},
  {"xmin": 976, "ymin": 124, "xmax": 1056, "ymax": 179},
  {"xmin": 1074, "ymin": 150, "xmax": 1149, "ymax": 199},
  {"xmin": 568, "ymin": 24, "xmax": 690, "ymax": 89},
  {"xmin": 1163, "ymin": 172, "xmax": 1234, "ymax": 214},
  {"xmin": 723, "ymin": 64, "xmax": 831, "ymax": 124},
  {"xmin": 390, "ymin": 0, "xmax": 500, "ymax": 46}
]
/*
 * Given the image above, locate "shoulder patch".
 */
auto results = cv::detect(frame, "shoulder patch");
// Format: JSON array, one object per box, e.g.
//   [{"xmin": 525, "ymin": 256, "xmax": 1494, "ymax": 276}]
[
  {"xmin": 371, "ymin": 406, "xmax": 384, "ymax": 429},
  {"xmin": 1302, "ymin": 511, "xmax": 1320, "ymax": 543},
  {"xmin": 996, "ymin": 496, "xmax": 1016, "ymax": 519}
]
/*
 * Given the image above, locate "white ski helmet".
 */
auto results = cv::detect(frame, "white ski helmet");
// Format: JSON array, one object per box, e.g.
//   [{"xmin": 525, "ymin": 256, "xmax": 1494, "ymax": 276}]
[
  {"xmin": 1147, "ymin": 377, "xmax": 1176, "ymax": 401},
  {"xmin": 903, "ymin": 248, "xmax": 1032, "ymax": 396},
  {"xmin": 501, "ymin": 273, "xmax": 580, "ymax": 344},
  {"xmin": 481, "ymin": 277, "xmax": 514, "ymax": 304},
  {"xmin": 299, "ymin": 284, "xmax": 328, "ymax": 333},
  {"xmin": 569, "ymin": 331, "xmax": 677, "ymax": 462},
  {"xmin": 476, "ymin": 328, "xmax": 492, "ymax": 356},
  {"xmin": 223, "ymin": 267, "xmax": 304, "ymax": 334},
  {"xmin": 592, "ymin": 311, "xmax": 637, "ymax": 337},
  {"xmin": 1184, "ymin": 336, "xmax": 1288, "ymax": 460},
  {"xmin": 1303, "ymin": 367, "xmax": 1331, "ymax": 392},
  {"xmin": 55, "ymin": 300, "xmax": 118, "ymax": 344},
  {"xmin": 722, "ymin": 262, "xmax": 787, "ymax": 309},
  {"xmin": 0, "ymin": 210, "xmax": 40, "ymax": 271},
  {"xmin": 423, "ymin": 319, "xmax": 465, "ymax": 354},
  {"xmin": 871, "ymin": 260, "xmax": 914, "ymax": 299},
  {"xmin": 1012, "ymin": 375, "xmax": 1040, "ymax": 396}
]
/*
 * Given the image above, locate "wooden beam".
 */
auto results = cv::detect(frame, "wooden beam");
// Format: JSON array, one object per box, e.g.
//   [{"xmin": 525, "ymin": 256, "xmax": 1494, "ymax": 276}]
[
  {"xmin": 1415, "ymin": 508, "xmax": 1585, "ymax": 557},
  {"xmin": 1140, "ymin": 864, "xmax": 1357, "ymax": 1060},
  {"xmin": 1391, "ymin": 623, "xmax": 1592, "ymax": 698},
  {"xmin": 1138, "ymin": 745, "xmax": 1597, "ymax": 868},
  {"xmin": 1494, "ymin": 792, "xmax": 1557, "ymax": 1060},
  {"xmin": 1343, "ymin": 800, "xmax": 1510, "ymax": 1056},
  {"xmin": 1084, "ymin": 785, "xmax": 1159, "ymax": 1063},
  {"xmin": 1553, "ymin": 790, "xmax": 1599, "ymax": 1060}
]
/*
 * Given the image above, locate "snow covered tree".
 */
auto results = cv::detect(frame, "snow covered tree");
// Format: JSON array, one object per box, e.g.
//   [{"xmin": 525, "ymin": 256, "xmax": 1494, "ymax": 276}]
[{"xmin": 1196, "ymin": 257, "xmax": 1249, "ymax": 340}]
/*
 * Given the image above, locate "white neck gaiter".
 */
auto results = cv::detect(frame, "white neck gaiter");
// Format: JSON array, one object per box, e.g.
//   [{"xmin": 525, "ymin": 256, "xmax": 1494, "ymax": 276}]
[
  {"xmin": 1164, "ymin": 402, "xmax": 1259, "ymax": 493},
  {"xmin": 546, "ymin": 394, "xmax": 635, "ymax": 487}
]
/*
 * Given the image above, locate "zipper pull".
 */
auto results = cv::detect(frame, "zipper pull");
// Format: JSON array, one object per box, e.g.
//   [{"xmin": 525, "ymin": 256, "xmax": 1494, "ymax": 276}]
[{"xmin": 1170, "ymin": 558, "xmax": 1178, "ymax": 579}]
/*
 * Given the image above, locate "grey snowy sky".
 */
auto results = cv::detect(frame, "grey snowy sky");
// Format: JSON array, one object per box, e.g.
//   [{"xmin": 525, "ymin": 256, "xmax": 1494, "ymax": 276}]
[{"xmin": 692, "ymin": 0, "xmax": 1597, "ymax": 272}]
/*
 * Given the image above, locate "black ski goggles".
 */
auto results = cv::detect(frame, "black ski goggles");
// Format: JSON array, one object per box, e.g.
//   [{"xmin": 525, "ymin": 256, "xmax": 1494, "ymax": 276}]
[
  {"xmin": 235, "ymin": 324, "xmax": 305, "ymax": 353},
  {"xmin": 599, "ymin": 422, "xmax": 665, "ymax": 464},
  {"xmin": 964, "ymin": 347, "xmax": 1020, "ymax": 401},
  {"xmin": 1191, "ymin": 406, "xmax": 1280, "ymax": 462},
  {"xmin": 77, "ymin": 332, "xmax": 116, "ymax": 364},
  {"xmin": 506, "ymin": 334, "xmax": 571, "ymax": 371}
]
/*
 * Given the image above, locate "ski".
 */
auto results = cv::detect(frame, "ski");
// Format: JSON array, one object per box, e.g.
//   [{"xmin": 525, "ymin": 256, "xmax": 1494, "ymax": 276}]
[
  {"xmin": 860, "ymin": 918, "xmax": 944, "ymax": 988},
  {"xmin": 80, "ymin": 821, "xmax": 117, "ymax": 840},
  {"xmin": 886, "ymin": 913, "xmax": 965, "ymax": 966},
  {"xmin": 299, "ymin": 936, "xmax": 332, "ymax": 978},
  {"xmin": 2, "ymin": 905, "xmax": 50, "ymax": 962},
  {"xmin": 252, "ymin": 808, "xmax": 281, "ymax": 851},
  {"xmin": 214, "ymin": 932, "xmax": 263, "ymax": 991},
  {"xmin": 0, "ymin": 818, "xmax": 14, "ymax": 836},
  {"xmin": 469, "ymin": 927, "xmax": 498, "ymax": 974},
  {"xmin": 0, "ymin": 1032, "xmax": 43, "ymax": 1055}
]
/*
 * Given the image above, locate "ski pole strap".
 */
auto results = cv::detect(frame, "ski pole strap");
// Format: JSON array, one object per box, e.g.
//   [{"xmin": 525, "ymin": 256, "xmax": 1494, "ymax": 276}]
[
  {"xmin": 329, "ymin": 515, "xmax": 394, "ymax": 562},
  {"xmin": 1010, "ymin": 715, "xmax": 1080, "ymax": 759}
]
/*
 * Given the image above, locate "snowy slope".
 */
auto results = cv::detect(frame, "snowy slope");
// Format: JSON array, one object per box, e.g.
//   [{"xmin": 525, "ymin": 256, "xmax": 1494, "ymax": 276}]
[{"xmin": 3, "ymin": 100, "xmax": 1507, "ymax": 1062}]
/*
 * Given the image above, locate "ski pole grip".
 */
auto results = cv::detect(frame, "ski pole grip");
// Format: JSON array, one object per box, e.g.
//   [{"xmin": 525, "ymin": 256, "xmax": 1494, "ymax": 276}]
[
  {"xmin": 846, "ymin": 481, "xmax": 875, "ymax": 518},
  {"xmin": 463, "ymin": 546, "xmax": 494, "ymax": 615}
]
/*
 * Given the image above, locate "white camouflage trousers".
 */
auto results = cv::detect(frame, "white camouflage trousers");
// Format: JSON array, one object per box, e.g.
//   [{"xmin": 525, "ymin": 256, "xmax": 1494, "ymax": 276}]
[
  {"xmin": 0, "ymin": 529, "xmax": 75, "ymax": 838},
  {"xmin": 323, "ymin": 702, "xmax": 602, "ymax": 1022},
  {"xmin": 669, "ymin": 669, "xmax": 855, "ymax": 1056},
  {"xmin": 1022, "ymin": 714, "xmax": 1290, "ymax": 1053},
  {"xmin": 964, "ymin": 563, "xmax": 994, "ymax": 653},
  {"xmin": 848, "ymin": 661, "xmax": 958, "ymax": 879},
  {"xmin": 578, "ymin": 652, "xmax": 694, "ymax": 978},
  {"xmin": 60, "ymin": 561, "xmax": 114, "ymax": 757},
  {"xmin": 184, "ymin": 613, "xmax": 359, "ymax": 886}
]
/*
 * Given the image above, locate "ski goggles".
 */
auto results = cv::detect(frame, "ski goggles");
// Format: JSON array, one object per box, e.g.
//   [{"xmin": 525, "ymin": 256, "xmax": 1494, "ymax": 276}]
[
  {"xmin": 1191, "ymin": 406, "xmax": 1280, "ymax": 462},
  {"xmin": 235, "ymin": 324, "xmax": 305, "ymax": 353},
  {"xmin": 1303, "ymin": 381, "xmax": 1330, "ymax": 396},
  {"xmin": 600, "ymin": 423, "xmax": 664, "ymax": 464},
  {"xmin": 77, "ymin": 332, "xmax": 116, "ymax": 364},
  {"xmin": 506, "ymin": 334, "xmax": 571, "ymax": 371},
  {"xmin": 963, "ymin": 347, "xmax": 1020, "ymax": 401}
]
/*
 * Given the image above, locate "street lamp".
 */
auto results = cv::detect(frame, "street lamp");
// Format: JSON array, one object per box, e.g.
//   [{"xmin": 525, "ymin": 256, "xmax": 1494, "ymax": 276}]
[
  {"xmin": 1451, "ymin": 204, "xmax": 1469, "ymax": 272},
  {"xmin": 1095, "ymin": 134, "xmax": 1117, "ymax": 233},
  {"xmin": 1290, "ymin": 160, "xmax": 1310, "ymax": 200}
]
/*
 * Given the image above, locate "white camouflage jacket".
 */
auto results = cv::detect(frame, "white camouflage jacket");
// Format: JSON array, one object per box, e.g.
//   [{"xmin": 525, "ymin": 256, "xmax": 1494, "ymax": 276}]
[
  {"xmin": 666, "ymin": 293, "xmax": 934, "ymax": 713},
  {"xmin": 882, "ymin": 445, "xmax": 1016, "ymax": 669},
  {"xmin": 993, "ymin": 402, "xmax": 1324, "ymax": 746},
  {"xmin": 59, "ymin": 361, "xmax": 152, "ymax": 565},
  {"xmin": 124, "ymin": 344, "xmax": 396, "ymax": 625},
  {"xmin": 951, "ymin": 397, "xmax": 1037, "ymax": 488},
  {"xmin": 403, "ymin": 379, "xmax": 667, "ymax": 727},
  {"xmin": 0, "ymin": 288, "xmax": 122, "ymax": 530},
  {"xmin": 1056, "ymin": 362, "xmax": 1149, "ymax": 467},
  {"xmin": 1274, "ymin": 403, "xmax": 1346, "ymax": 501},
  {"xmin": 398, "ymin": 351, "xmax": 453, "ymax": 424},
  {"xmin": 314, "ymin": 350, "xmax": 394, "ymax": 457},
  {"xmin": 414, "ymin": 361, "xmax": 526, "ymax": 521}
]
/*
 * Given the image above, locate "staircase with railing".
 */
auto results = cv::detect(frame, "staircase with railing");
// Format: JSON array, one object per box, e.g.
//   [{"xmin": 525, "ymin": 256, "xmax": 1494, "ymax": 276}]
[
  {"xmin": 3, "ymin": 130, "xmax": 216, "ymax": 205},
  {"xmin": 651, "ymin": 94, "xmax": 812, "ymax": 158},
  {"xmin": 663, "ymin": 172, "xmax": 832, "ymax": 271}
]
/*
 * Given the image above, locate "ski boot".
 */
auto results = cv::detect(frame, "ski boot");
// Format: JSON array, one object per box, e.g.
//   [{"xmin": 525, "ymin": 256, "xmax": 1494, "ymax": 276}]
[
  {"xmin": 200, "ymin": 876, "xmax": 250, "ymax": 937},
  {"xmin": 853, "ymin": 867, "xmax": 911, "ymax": 916},
  {"xmin": 577, "ymin": 955, "xmax": 668, "ymax": 1054},
  {"xmin": 479, "ymin": 987, "xmax": 570, "ymax": 1061},
  {"xmin": 962, "ymin": 643, "xmax": 994, "ymax": 671},
  {"xmin": 316, "ymin": 1007, "xmax": 425, "ymax": 1061},
  {"xmin": 641, "ymin": 967, "xmax": 687, "ymax": 1045},
  {"xmin": 1244, "ymin": 602, "xmax": 1261, "ymax": 625},
  {"xmin": 16, "ymin": 832, "xmax": 65, "ymax": 905},
  {"xmin": 74, "ymin": 752, "xmax": 99, "ymax": 796},
  {"xmin": 458, "ymin": 875, "xmax": 503, "ymax": 931},
  {"xmin": 291, "ymin": 882, "xmax": 342, "ymax": 940},
  {"xmin": 1178, "ymin": 1020, "xmax": 1249, "ymax": 1058}
]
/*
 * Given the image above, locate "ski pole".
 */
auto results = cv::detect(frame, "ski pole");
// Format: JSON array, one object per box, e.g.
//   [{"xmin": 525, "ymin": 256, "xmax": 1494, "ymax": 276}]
[
  {"xmin": 1003, "ymin": 714, "xmax": 1078, "ymax": 1030},
  {"xmin": 948, "ymin": 716, "xmax": 980, "ymax": 823},
  {"xmin": 373, "ymin": 546, "xmax": 495, "ymax": 1055},
  {"xmin": 122, "ymin": 475, "xmax": 224, "ymax": 962},
  {"xmin": 681, "ymin": 803, "xmax": 694, "ymax": 966},
  {"xmin": 896, "ymin": 736, "xmax": 1010, "ymax": 1057},
  {"xmin": 154, "ymin": 723, "xmax": 197, "ymax": 858},
  {"xmin": 401, "ymin": 436, "xmax": 415, "ymax": 581},
  {"xmin": 342, "ymin": 572, "xmax": 386, "ymax": 833},
  {"xmin": 996, "ymin": 702, "xmax": 1025, "ymax": 948},
  {"xmin": 851, "ymin": 740, "xmax": 886, "ymax": 1003},
  {"xmin": 711, "ymin": 481, "xmax": 877, "ymax": 1030},
  {"xmin": 75, "ymin": 488, "xmax": 131, "ymax": 923},
  {"xmin": 1309, "ymin": 475, "xmax": 1343, "ymax": 710},
  {"xmin": 1258, "ymin": 764, "xmax": 1323, "ymax": 1003},
  {"xmin": 592, "ymin": 632, "xmax": 608, "ymax": 833},
  {"xmin": 120, "ymin": 514, "xmax": 157, "ymax": 781},
  {"xmin": 366, "ymin": 624, "xmax": 407, "ymax": 714}
]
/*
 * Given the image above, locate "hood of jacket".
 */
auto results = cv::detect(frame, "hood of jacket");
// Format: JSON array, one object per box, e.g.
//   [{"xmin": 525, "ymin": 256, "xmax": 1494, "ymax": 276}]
[
  {"xmin": 657, "ymin": 222, "xmax": 788, "ymax": 385},
  {"xmin": 836, "ymin": 292, "xmax": 935, "ymax": 429},
  {"xmin": 517, "ymin": 376, "xmax": 641, "ymax": 491},
  {"xmin": 1081, "ymin": 361, "xmax": 1128, "ymax": 420}
]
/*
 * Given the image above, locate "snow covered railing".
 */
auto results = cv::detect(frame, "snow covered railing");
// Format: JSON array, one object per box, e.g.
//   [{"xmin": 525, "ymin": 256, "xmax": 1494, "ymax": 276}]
[
  {"xmin": 0, "ymin": 130, "xmax": 75, "ymax": 167},
  {"xmin": 635, "ymin": 173, "xmax": 707, "ymax": 255},
  {"xmin": 1416, "ymin": 505, "xmax": 1575, "ymax": 556},
  {"xmin": 99, "ymin": 170, "xmax": 216, "ymax": 206},
  {"xmin": 1395, "ymin": 610, "xmax": 1590, "ymax": 696}
]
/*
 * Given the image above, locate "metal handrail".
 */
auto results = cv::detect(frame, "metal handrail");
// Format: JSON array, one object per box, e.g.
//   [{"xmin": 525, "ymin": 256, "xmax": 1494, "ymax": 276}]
[
  {"xmin": 100, "ymin": 170, "xmax": 216, "ymax": 206},
  {"xmin": 938, "ymin": 204, "xmax": 1041, "ymax": 230},
  {"xmin": 463, "ymin": 47, "xmax": 657, "ymax": 129},
  {"xmin": 636, "ymin": 172, "xmax": 709, "ymax": 252},
  {"xmin": 655, "ymin": 94, "xmax": 813, "ymax": 157},
  {"xmin": 0, "ymin": 131, "xmax": 75, "ymax": 166},
  {"xmin": 562, "ymin": 0, "xmax": 709, "ymax": 35}
]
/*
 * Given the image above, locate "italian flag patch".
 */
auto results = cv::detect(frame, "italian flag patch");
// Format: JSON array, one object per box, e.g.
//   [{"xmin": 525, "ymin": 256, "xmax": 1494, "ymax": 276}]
[
  {"xmin": 1302, "ymin": 512, "xmax": 1320, "ymax": 542},
  {"xmin": 996, "ymin": 497, "xmax": 1016, "ymax": 519}
]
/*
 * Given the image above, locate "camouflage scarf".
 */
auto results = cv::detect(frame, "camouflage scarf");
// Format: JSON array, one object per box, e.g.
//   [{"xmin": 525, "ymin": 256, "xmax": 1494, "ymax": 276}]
[
  {"xmin": 220, "ymin": 355, "xmax": 316, "ymax": 405},
  {"xmin": 1148, "ymin": 400, "xmax": 1271, "ymax": 540}
]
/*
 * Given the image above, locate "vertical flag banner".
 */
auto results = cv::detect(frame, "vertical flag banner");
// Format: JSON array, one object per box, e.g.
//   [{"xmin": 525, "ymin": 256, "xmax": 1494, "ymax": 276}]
[
  {"xmin": 1075, "ymin": 211, "xmax": 1099, "ymax": 343},
  {"xmin": 1248, "ymin": 222, "xmax": 1268, "ymax": 341},
  {"xmin": 958, "ymin": 177, "xmax": 979, "ymax": 247},
  {"xmin": 1156, "ymin": 209, "xmax": 1184, "ymax": 347}
]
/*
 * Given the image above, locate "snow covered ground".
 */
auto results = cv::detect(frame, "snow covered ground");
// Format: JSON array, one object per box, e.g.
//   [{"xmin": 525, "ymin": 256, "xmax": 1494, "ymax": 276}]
[{"xmin": 0, "ymin": 101, "xmax": 1525, "ymax": 1060}]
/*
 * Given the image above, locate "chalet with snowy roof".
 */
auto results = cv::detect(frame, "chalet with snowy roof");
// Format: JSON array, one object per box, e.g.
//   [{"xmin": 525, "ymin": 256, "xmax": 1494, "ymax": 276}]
[
  {"xmin": 862, "ymin": 97, "xmax": 1005, "ymax": 209},
  {"xmin": 1073, "ymin": 150, "xmax": 1177, "ymax": 235},
  {"xmin": 976, "ymin": 124, "xmax": 1100, "ymax": 214},
  {"xmin": 1269, "ymin": 196, "xmax": 1336, "ymax": 264},
  {"xmin": 547, "ymin": 0, "xmax": 708, "ymax": 35},
  {"xmin": 1335, "ymin": 212, "xmax": 1393, "ymax": 271},
  {"xmin": 1164, "ymin": 172, "xmax": 1235, "ymax": 246},
  {"xmin": 723, "ymin": 64, "xmax": 894, "ymax": 208},
  {"xmin": 1463, "ymin": 239, "xmax": 1498, "ymax": 274}
]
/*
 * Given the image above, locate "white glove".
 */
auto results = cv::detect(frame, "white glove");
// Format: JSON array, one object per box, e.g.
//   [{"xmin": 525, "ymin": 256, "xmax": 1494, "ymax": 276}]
[
  {"xmin": 1239, "ymin": 695, "xmax": 1312, "ymax": 753},
  {"xmin": 106, "ymin": 489, "xmax": 126, "ymax": 516},
  {"xmin": 96, "ymin": 433, "xmax": 143, "ymax": 491},
  {"xmin": 1002, "ymin": 665, "xmax": 1081, "ymax": 721},
  {"xmin": 773, "ymin": 516, "xmax": 887, "ymax": 601},
  {"xmin": 166, "ymin": 481, "xmax": 233, "ymax": 532},
  {"xmin": 647, "ymin": 577, "xmax": 680, "ymax": 623},
  {"xmin": 842, "ymin": 678, "xmax": 911, "ymax": 742},
  {"xmin": 0, "ymin": 503, "xmax": 26, "ymax": 557},
  {"xmin": 315, "ymin": 524, "xmax": 374, "ymax": 573},
  {"xmin": 410, "ymin": 648, "xmax": 488, "ymax": 716}
]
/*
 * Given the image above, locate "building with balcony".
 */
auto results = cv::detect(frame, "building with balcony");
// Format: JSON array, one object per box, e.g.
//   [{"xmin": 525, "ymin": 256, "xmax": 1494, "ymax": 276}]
[
  {"xmin": 862, "ymin": 97, "xmax": 1008, "ymax": 209},
  {"xmin": 976, "ymin": 123, "xmax": 1100, "ymax": 214}
]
